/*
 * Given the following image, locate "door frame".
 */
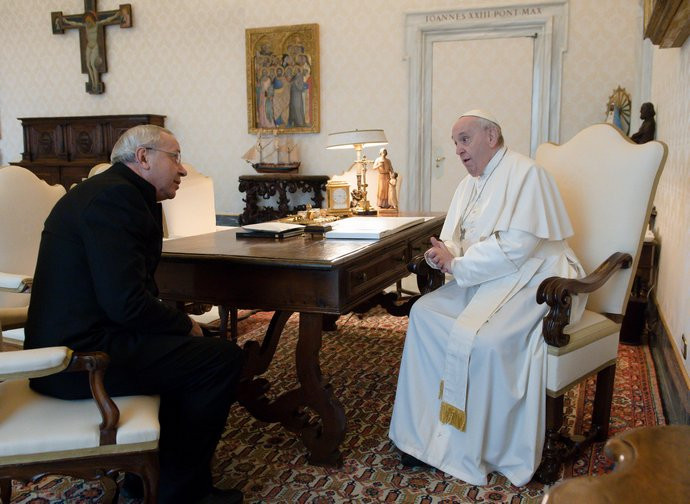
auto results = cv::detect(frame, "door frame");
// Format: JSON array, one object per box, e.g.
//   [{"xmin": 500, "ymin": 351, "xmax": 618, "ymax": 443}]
[{"xmin": 404, "ymin": 1, "xmax": 568, "ymax": 212}]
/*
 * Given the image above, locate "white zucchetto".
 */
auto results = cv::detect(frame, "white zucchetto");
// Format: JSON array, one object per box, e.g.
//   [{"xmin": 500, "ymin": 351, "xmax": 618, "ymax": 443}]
[{"xmin": 459, "ymin": 109, "xmax": 500, "ymax": 126}]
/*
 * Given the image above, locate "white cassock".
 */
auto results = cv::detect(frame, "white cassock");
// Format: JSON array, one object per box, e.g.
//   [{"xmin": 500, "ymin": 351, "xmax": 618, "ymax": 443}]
[{"xmin": 389, "ymin": 147, "xmax": 586, "ymax": 486}]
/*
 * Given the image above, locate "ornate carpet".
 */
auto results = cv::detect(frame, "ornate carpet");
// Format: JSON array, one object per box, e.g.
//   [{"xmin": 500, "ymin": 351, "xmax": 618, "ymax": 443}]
[{"xmin": 9, "ymin": 308, "xmax": 665, "ymax": 503}]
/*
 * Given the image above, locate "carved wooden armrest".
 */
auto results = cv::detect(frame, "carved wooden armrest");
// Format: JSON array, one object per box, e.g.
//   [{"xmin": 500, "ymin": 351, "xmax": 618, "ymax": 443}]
[
  {"xmin": 64, "ymin": 352, "xmax": 120, "ymax": 446},
  {"xmin": 537, "ymin": 252, "xmax": 632, "ymax": 347},
  {"xmin": 407, "ymin": 253, "xmax": 445, "ymax": 295}
]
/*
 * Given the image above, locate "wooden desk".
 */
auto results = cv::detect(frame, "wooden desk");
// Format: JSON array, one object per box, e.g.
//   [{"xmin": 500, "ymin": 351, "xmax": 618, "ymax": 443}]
[{"xmin": 156, "ymin": 215, "xmax": 444, "ymax": 466}]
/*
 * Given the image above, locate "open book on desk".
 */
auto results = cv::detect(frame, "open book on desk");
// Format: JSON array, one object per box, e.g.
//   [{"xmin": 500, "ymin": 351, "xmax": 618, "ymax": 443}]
[
  {"xmin": 236, "ymin": 221, "xmax": 305, "ymax": 239},
  {"xmin": 324, "ymin": 216, "xmax": 425, "ymax": 240}
]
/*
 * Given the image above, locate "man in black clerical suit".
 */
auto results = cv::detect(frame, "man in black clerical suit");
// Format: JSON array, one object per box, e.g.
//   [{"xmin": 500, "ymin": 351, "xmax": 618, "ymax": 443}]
[{"xmin": 25, "ymin": 125, "xmax": 244, "ymax": 504}]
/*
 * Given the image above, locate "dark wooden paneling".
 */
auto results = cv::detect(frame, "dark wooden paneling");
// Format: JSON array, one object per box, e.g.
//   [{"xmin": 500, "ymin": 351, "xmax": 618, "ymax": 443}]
[
  {"xmin": 647, "ymin": 296, "xmax": 690, "ymax": 425},
  {"xmin": 11, "ymin": 114, "xmax": 166, "ymax": 190}
]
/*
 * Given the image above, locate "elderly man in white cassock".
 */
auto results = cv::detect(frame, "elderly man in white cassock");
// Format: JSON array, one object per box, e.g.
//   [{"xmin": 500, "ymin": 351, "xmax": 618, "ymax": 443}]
[{"xmin": 389, "ymin": 110, "xmax": 587, "ymax": 486}]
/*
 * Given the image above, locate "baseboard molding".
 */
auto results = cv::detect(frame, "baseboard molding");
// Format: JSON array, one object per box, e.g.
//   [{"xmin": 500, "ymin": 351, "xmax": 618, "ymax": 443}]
[
  {"xmin": 216, "ymin": 214, "xmax": 240, "ymax": 226},
  {"xmin": 646, "ymin": 296, "xmax": 690, "ymax": 424}
]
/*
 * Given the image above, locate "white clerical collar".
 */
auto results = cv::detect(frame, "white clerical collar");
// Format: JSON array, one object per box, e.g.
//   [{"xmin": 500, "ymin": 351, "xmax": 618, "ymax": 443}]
[{"xmin": 475, "ymin": 146, "xmax": 507, "ymax": 187}]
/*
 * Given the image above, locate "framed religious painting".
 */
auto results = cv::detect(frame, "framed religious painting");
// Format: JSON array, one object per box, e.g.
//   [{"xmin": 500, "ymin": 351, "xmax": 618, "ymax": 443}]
[{"xmin": 246, "ymin": 23, "xmax": 320, "ymax": 134}]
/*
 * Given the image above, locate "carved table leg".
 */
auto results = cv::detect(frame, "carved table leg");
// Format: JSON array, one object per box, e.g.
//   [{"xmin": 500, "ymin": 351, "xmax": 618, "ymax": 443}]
[
  {"xmin": 237, "ymin": 311, "xmax": 346, "ymax": 467},
  {"xmin": 296, "ymin": 312, "xmax": 346, "ymax": 466}
]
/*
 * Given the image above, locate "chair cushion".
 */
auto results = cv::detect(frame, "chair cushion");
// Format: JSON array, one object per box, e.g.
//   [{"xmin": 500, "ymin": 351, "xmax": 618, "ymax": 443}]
[
  {"xmin": 0, "ymin": 379, "xmax": 160, "ymax": 465},
  {"xmin": 546, "ymin": 310, "xmax": 620, "ymax": 397}
]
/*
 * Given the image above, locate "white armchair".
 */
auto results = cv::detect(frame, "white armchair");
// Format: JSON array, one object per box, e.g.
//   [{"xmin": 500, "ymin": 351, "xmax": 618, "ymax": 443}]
[
  {"xmin": 532, "ymin": 123, "xmax": 666, "ymax": 482},
  {"xmin": 161, "ymin": 163, "xmax": 233, "ymax": 239},
  {"xmin": 0, "ymin": 321, "xmax": 161, "ymax": 503},
  {"xmin": 160, "ymin": 164, "xmax": 237, "ymax": 336},
  {"xmin": 0, "ymin": 166, "xmax": 65, "ymax": 343},
  {"xmin": 408, "ymin": 124, "xmax": 666, "ymax": 484}
]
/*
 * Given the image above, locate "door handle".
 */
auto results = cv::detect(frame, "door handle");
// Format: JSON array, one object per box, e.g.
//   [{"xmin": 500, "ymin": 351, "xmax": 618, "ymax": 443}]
[{"xmin": 435, "ymin": 156, "xmax": 445, "ymax": 168}]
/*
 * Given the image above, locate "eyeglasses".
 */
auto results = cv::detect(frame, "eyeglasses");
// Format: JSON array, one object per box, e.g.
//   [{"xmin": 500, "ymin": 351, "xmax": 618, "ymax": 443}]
[{"xmin": 145, "ymin": 147, "xmax": 182, "ymax": 164}]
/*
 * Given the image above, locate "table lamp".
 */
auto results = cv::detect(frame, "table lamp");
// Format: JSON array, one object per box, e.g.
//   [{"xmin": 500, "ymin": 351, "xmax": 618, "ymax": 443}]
[{"xmin": 326, "ymin": 129, "xmax": 387, "ymax": 214}]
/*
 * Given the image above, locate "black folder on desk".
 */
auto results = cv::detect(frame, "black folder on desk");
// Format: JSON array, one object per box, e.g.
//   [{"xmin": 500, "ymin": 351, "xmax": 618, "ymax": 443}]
[
  {"xmin": 235, "ymin": 228, "xmax": 305, "ymax": 239},
  {"xmin": 236, "ymin": 222, "xmax": 305, "ymax": 239}
]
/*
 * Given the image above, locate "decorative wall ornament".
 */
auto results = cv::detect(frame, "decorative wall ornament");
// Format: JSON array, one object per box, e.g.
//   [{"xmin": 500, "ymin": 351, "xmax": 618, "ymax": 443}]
[
  {"xmin": 245, "ymin": 23, "xmax": 320, "ymax": 134},
  {"xmin": 51, "ymin": 0, "xmax": 133, "ymax": 94},
  {"xmin": 605, "ymin": 86, "xmax": 632, "ymax": 135}
]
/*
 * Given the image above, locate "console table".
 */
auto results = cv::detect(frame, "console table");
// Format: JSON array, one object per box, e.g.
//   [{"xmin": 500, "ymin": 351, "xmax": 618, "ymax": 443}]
[
  {"xmin": 11, "ymin": 114, "xmax": 165, "ymax": 189},
  {"xmin": 238, "ymin": 174, "xmax": 329, "ymax": 225}
]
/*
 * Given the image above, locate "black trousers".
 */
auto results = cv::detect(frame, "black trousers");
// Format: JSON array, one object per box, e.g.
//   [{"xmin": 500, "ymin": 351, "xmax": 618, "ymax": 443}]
[{"xmin": 31, "ymin": 333, "xmax": 245, "ymax": 503}]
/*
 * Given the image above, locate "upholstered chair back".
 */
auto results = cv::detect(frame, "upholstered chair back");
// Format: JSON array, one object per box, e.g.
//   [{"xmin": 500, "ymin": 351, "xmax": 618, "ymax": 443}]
[
  {"xmin": 88, "ymin": 162, "xmax": 112, "ymax": 178},
  {"xmin": 0, "ymin": 166, "xmax": 65, "ymax": 310},
  {"xmin": 161, "ymin": 163, "xmax": 218, "ymax": 239},
  {"xmin": 535, "ymin": 124, "xmax": 666, "ymax": 315}
]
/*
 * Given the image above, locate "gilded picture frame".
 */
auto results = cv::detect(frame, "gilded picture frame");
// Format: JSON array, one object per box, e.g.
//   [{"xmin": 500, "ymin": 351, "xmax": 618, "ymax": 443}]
[{"xmin": 245, "ymin": 23, "xmax": 320, "ymax": 134}]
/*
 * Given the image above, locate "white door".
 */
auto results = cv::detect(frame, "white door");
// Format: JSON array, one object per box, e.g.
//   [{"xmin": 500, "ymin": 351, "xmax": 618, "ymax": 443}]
[{"xmin": 429, "ymin": 36, "xmax": 534, "ymax": 212}]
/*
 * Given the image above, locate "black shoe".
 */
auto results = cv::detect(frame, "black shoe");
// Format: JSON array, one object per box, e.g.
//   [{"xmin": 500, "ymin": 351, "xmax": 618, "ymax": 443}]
[
  {"xmin": 195, "ymin": 487, "xmax": 244, "ymax": 504},
  {"xmin": 400, "ymin": 452, "xmax": 431, "ymax": 468},
  {"xmin": 120, "ymin": 472, "xmax": 144, "ymax": 499}
]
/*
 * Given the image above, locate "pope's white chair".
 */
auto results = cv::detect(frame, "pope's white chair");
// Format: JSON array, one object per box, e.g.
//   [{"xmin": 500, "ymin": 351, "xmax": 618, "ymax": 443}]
[
  {"xmin": 530, "ymin": 123, "xmax": 666, "ymax": 483},
  {"xmin": 0, "ymin": 321, "xmax": 161, "ymax": 503},
  {"xmin": 408, "ymin": 123, "xmax": 666, "ymax": 484},
  {"xmin": 0, "ymin": 166, "xmax": 65, "ymax": 344}
]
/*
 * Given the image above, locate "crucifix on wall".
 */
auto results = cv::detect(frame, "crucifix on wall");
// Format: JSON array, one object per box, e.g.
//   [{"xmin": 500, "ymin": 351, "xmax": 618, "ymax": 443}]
[{"xmin": 51, "ymin": 1, "xmax": 133, "ymax": 94}]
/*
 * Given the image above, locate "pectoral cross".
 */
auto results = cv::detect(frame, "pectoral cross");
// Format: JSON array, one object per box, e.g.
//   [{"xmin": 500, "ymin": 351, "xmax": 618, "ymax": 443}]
[{"xmin": 51, "ymin": 1, "xmax": 132, "ymax": 94}]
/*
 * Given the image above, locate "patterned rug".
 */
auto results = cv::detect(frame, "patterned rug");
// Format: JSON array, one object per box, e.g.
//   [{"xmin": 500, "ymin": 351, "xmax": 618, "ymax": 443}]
[{"xmin": 8, "ymin": 308, "xmax": 665, "ymax": 503}]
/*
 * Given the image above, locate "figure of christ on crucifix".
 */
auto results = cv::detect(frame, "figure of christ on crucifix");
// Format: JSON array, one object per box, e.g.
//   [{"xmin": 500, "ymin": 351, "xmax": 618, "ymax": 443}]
[{"xmin": 52, "ymin": 1, "xmax": 132, "ymax": 94}]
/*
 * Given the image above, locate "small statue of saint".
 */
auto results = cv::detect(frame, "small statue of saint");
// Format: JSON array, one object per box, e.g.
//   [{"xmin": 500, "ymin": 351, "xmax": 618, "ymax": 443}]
[
  {"xmin": 389, "ymin": 172, "xmax": 399, "ymax": 209},
  {"xmin": 630, "ymin": 102, "xmax": 656, "ymax": 144},
  {"xmin": 373, "ymin": 148, "xmax": 395, "ymax": 209}
]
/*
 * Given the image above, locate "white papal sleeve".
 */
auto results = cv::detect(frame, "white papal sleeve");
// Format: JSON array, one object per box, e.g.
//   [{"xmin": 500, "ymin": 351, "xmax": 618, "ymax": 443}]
[{"xmin": 450, "ymin": 229, "xmax": 542, "ymax": 287}]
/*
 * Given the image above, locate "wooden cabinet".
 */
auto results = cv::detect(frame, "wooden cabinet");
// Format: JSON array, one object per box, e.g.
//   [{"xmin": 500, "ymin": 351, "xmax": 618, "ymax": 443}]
[{"xmin": 11, "ymin": 114, "xmax": 165, "ymax": 189}]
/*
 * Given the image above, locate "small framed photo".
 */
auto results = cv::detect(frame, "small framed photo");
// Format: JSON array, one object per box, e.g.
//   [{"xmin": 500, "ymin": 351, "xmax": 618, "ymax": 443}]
[{"xmin": 245, "ymin": 23, "xmax": 320, "ymax": 134}]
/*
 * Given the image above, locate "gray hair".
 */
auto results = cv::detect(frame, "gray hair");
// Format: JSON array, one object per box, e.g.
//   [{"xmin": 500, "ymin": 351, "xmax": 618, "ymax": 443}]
[
  {"xmin": 110, "ymin": 124, "xmax": 174, "ymax": 164},
  {"xmin": 475, "ymin": 117, "xmax": 505, "ymax": 147}
]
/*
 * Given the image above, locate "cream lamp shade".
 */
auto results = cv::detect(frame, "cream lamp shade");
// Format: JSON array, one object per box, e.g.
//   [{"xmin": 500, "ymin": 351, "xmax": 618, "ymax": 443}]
[{"xmin": 326, "ymin": 129, "xmax": 388, "ymax": 152}]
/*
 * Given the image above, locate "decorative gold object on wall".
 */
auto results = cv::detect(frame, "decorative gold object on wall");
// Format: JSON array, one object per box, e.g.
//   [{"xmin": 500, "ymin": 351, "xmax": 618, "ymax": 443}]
[
  {"xmin": 245, "ymin": 23, "xmax": 320, "ymax": 134},
  {"xmin": 605, "ymin": 86, "xmax": 632, "ymax": 135}
]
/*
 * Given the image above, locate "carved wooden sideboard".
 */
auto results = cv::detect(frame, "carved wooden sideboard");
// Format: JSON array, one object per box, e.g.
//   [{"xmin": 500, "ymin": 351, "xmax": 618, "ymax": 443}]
[
  {"xmin": 11, "ymin": 114, "xmax": 165, "ymax": 189},
  {"xmin": 238, "ymin": 174, "xmax": 329, "ymax": 225}
]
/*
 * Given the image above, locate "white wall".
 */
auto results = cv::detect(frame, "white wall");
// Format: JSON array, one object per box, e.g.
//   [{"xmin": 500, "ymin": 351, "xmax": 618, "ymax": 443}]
[
  {"xmin": 1, "ymin": 0, "xmax": 639, "ymax": 215},
  {"xmin": 650, "ymin": 38, "xmax": 690, "ymax": 379}
]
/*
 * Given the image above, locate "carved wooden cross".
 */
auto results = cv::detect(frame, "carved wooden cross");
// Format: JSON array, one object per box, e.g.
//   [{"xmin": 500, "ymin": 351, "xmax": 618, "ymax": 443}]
[{"xmin": 51, "ymin": 1, "xmax": 132, "ymax": 94}]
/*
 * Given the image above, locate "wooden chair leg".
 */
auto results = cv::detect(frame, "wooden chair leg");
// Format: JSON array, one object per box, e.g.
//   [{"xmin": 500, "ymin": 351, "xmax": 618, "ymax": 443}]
[
  {"xmin": 535, "ymin": 394, "xmax": 565, "ymax": 484},
  {"xmin": 592, "ymin": 363, "xmax": 616, "ymax": 441},
  {"xmin": 139, "ymin": 450, "xmax": 160, "ymax": 504},
  {"xmin": 218, "ymin": 305, "xmax": 239, "ymax": 341},
  {"xmin": 0, "ymin": 478, "xmax": 11, "ymax": 504},
  {"xmin": 229, "ymin": 306, "xmax": 238, "ymax": 341}
]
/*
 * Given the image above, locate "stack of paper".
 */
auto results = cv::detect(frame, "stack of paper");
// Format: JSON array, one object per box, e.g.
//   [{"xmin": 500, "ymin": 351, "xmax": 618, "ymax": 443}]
[{"xmin": 325, "ymin": 216, "xmax": 425, "ymax": 239}]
